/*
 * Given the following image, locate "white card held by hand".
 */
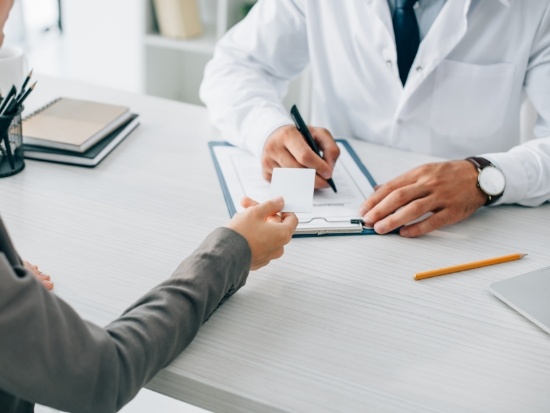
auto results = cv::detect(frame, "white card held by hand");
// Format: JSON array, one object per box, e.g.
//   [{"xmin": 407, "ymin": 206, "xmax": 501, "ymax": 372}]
[{"xmin": 270, "ymin": 168, "xmax": 315, "ymax": 212}]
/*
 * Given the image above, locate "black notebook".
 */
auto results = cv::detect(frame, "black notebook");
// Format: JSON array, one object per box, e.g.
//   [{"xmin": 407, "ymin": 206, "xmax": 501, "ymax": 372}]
[{"xmin": 22, "ymin": 114, "xmax": 139, "ymax": 167}]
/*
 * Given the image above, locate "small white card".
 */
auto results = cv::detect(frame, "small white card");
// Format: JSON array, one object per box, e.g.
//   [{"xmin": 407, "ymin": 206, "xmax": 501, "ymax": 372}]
[{"xmin": 270, "ymin": 168, "xmax": 315, "ymax": 212}]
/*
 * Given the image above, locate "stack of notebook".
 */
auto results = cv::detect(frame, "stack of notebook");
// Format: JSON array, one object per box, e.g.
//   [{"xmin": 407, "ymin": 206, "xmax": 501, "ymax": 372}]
[{"xmin": 22, "ymin": 97, "xmax": 140, "ymax": 167}]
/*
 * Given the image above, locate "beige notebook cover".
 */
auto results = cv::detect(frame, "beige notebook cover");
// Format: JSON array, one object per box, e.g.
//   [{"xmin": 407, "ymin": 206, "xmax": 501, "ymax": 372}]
[{"xmin": 22, "ymin": 98, "xmax": 131, "ymax": 153}]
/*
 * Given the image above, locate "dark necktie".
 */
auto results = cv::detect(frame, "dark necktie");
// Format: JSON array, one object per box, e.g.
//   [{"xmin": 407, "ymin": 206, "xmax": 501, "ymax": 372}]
[{"xmin": 392, "ymin": 0, "xmax": 420, "ymax": 85}]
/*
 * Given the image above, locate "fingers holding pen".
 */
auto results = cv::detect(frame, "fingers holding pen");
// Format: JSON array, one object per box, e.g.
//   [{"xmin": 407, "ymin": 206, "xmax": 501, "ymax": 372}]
[
  {"xmin": 262, "ymin": 124, "xmax": 339, "ymax": 189},
  {"xmin": 309, "ymin": 126, "xmax": 340, "ymax": 171}
]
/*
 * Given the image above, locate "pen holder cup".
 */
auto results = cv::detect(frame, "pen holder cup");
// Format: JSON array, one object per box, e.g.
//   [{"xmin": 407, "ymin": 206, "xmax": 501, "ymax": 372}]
[{"xmin": 0, "ymin": 105, "xmax": 25, "ymax": 178}]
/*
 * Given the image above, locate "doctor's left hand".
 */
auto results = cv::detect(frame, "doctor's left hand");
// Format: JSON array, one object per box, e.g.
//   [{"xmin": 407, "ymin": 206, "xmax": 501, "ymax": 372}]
[{"xmin": 358, "ymin": 160, "xmax": 487, "ymax": 237}]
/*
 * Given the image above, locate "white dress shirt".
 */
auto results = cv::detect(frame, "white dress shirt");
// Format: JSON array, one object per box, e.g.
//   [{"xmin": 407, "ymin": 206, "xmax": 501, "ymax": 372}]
[{"xmin": 200, "ymin": 0, "xmax": 550, "ymax": 207}]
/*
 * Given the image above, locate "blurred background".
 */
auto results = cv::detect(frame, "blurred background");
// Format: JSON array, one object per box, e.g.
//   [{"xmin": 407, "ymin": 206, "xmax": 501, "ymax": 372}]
[
  {"xmin": 4, "ymin": 0, "xmax": 308, "ymax": 111},
  {"xmin": 5, "ymin": 0, "xmax": 141, "ymax": 93}
]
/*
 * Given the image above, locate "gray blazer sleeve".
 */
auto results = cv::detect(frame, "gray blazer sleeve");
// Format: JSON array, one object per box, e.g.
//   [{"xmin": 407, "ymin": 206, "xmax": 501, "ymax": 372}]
[{"xmin": 0, "ymin": 223, "xmax": 251, "ymax": 413}]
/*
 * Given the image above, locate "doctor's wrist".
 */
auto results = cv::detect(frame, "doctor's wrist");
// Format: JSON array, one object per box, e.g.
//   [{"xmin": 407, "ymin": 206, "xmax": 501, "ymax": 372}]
[{"xmin": 465, "ymin": 157, "xmax": 506, "ymax": 206}]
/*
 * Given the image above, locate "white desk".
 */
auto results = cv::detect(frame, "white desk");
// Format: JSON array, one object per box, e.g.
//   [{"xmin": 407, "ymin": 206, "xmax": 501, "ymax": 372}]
[{"xmin": 1, "ymin": 76, "xmax": 549, "ymax": 413}]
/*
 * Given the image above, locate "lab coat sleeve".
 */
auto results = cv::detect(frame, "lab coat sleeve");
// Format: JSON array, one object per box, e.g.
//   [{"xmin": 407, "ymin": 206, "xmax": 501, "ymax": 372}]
[
  {"xmin": 199, "ymin": 0, "xmax": 309, "ymax": 157},
  {"xmin": 483, "ymin": 2, "xmax": 550, "ymax": 207}
]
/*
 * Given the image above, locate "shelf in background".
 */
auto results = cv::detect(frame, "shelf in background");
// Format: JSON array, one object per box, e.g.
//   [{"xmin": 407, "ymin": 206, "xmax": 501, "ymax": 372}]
[
  {"xmin": 144, "ymin": 23, "xmax": 217, "ymax": 55},
  {"xmin": 141, "ymin": 0, "xmax": 302, "ymax": 108}
]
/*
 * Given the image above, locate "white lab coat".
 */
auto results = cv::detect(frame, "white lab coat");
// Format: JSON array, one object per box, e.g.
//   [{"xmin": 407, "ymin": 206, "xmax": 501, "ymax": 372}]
[{"xmin": 200, "ymin": 0, "xmax": 550, "ymax": 206}]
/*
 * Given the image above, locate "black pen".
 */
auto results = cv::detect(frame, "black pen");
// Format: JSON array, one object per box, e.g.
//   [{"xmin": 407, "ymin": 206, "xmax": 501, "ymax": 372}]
[
  {"xmin": 17, "ymin": 69, "xmax": 33, "ymax": 100},
  {"xmin": 290, "ymin": 104, "xmax": 337, "ymax": 193},
  {"xmin": 0, "ymin": 91, "xmax": 16, "ymax": 169},
  {"xmin": 0, "ymin": 85, "xmax": 16, "ymax": 115},
  {"xmin": 9, "ymin": 81, "xmax": 37, "ymax": 114}
]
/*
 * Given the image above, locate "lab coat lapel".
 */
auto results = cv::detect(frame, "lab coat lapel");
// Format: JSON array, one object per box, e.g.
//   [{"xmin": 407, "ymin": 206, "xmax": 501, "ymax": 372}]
[
  {"xmin": 368, "ymin": 0, "xmax": 394, "ymax": 41},
  {"xmin": 397, "ymin": 0, "xmax": 472, "ymax": 114}
]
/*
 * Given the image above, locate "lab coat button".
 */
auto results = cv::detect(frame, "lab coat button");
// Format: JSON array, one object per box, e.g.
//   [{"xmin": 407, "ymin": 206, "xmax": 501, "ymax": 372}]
[
  {"xmin": 386, "ymin": 60, "xmax": 392, "ymax": 68},
  {"xmin": 416, "ymin": 66, "xmax": 423, "ymax": 72}
]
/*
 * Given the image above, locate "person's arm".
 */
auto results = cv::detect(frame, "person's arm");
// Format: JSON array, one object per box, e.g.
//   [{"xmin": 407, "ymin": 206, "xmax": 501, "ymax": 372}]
[
  {"xmin": 200, "ymin": 0, "xmax": 308, "ymax": 157},
  {"xmin": 359, "ymin": 5, "xmax": 550, "ymax": 238},
  {"xmin": 0, "ymin": 229, "xmax": 250, "ymax": 412},
  {"xmin": 480, "ymin": 2, "xmax": 550, "ymax": 207},
  {"xmin": 199, "ymin": 0, "xmax": 340, "ymax": 188},
  {"xmin": 0, "ymin": 199, "xmax": 297, "ymax": 413}
]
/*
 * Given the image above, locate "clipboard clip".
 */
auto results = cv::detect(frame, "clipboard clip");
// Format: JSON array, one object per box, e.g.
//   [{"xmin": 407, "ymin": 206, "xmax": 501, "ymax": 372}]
[{"xmin": 350, "ymin": 219, "xmax": 374, "ymax": 230}]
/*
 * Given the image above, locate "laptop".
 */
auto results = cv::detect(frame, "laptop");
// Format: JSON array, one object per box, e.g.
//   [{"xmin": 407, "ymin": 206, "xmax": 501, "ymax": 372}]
[{"xmin": 490, "ymin": 266, "xmax": 550, "ymax": 334}]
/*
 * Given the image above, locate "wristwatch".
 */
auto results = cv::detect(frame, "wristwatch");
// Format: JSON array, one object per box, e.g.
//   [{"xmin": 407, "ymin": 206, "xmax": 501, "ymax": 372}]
[{"xmin": 465, "ymin": 157, "xmax": 506, "ymax": 205}]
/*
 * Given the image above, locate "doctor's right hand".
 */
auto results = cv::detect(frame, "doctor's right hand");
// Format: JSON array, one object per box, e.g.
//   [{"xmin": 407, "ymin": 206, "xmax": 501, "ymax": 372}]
[
  {"xmin": 227, "ymin": 196, "xmax": 298, "ymax": 271},
  {"xmin": 261, "ymin": 124, "xmax": 340, "ymax": 189}
]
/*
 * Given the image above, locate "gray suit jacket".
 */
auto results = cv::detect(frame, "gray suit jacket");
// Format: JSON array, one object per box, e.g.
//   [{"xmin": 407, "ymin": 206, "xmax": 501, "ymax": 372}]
[{"xmin": 0, "ymin": 216, "xmax": 251, "ymax": 413}]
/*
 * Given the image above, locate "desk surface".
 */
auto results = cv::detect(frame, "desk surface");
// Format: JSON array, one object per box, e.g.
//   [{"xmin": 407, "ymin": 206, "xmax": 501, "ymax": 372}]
[{"xmin": 1, "ymin": 76, "xmax": 549, "ymax": 413}]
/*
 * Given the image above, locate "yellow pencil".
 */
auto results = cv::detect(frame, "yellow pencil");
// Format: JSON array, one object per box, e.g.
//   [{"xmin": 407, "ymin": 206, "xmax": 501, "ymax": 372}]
[{"xmin": 413, "ymin": 253, "xmax": 527, "ymax": 281}]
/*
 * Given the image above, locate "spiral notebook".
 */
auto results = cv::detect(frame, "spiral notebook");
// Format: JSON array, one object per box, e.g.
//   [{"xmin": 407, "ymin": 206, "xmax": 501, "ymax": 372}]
[{"xmin": 22, "ymin": 97, "xmax": 133, "ymax": 153}]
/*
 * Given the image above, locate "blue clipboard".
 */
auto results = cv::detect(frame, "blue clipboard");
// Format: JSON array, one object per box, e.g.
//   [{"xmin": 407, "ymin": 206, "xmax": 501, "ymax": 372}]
[{"xmin": 209, "ymin": 139, "xmax": 379, "ymax": 237}]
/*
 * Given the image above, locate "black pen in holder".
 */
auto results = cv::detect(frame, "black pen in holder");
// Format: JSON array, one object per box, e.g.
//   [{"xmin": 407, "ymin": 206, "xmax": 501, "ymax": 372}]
[{"xmin": 0, "ymin": 105, "xmax": 25, "ymax": 178}]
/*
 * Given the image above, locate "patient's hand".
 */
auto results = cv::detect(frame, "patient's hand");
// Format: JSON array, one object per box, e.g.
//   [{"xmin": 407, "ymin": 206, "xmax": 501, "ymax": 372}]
[
  {"xmin": 227, "ymin": 197, "xmax": 297, "ymax": 271},
  {"xmin": 24, "ymin": 261, "xmax": 54, "ymax": 291}
]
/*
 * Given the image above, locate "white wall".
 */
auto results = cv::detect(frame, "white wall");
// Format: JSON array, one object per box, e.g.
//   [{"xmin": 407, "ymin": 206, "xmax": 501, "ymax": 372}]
[{"xmin": 6, "ymin": 0, "xmax": 142, "ymax": 93}]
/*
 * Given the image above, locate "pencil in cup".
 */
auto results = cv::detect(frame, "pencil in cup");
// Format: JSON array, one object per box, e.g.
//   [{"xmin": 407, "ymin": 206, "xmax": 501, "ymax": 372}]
[
  {"xmin": 413, "ymin": 253, "xmax": 527, "ymax": 280},
  {"xmin": 0, "ymin": 105, "xmax": 25, "ymax": 177}
]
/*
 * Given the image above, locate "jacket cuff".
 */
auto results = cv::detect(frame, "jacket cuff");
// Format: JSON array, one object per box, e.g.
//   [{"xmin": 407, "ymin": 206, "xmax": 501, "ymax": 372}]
[
  {"xmin": 481, "ymin": 152, "xmax": 528, "ymax": 205},
  {"xmin": 243, "ymin": 109, "xmax": 293, "ymax": 158}
]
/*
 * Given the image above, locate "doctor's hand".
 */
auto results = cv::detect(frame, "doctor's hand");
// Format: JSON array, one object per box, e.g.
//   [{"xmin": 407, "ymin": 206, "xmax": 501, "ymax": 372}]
[
  {"xmin": 358, "ymin": 160, "xmax": 487, "ymax": 237},
  {"xmin": 227, "ymin": 196, "xmax": 298, "ymax": 271},
  {"xmin": 261, "ymin": 125, "xmax": 340, "ymax": 189}
]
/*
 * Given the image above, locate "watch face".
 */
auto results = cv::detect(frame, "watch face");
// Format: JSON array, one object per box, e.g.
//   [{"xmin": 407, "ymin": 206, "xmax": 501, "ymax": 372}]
[{"xmin": 479, "ymin": 166, "xmax": 505, "ymax": 196}]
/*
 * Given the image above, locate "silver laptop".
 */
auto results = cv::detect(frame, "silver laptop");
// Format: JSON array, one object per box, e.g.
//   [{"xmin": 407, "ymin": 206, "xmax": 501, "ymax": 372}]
[{"xmin": 490, "ymin": 266, "xmax": 550, "ymax": 334}]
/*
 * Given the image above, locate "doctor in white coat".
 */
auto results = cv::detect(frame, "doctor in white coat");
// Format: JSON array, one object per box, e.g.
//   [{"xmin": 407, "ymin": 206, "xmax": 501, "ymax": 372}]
[{"xmin": 200, "ymin": 0, "xmax": 550, "ymax": 237}]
